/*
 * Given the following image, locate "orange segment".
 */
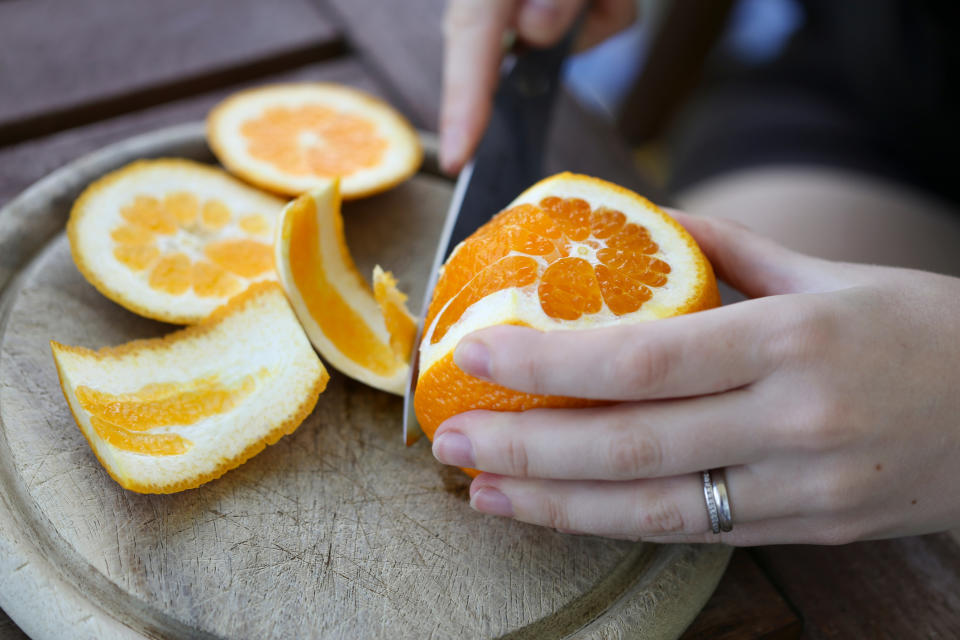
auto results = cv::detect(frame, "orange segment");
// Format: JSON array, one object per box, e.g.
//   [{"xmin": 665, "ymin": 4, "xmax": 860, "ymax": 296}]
[
  {"xmin": 90, "ymin": 417, "xmax": 191, "ymax": 456},
  {"xmin": 120, "ymin": 196, "xmax": 177, "ymax": 234},
  {"xmin": 113, "ymin": 244, "xmax": 159, "ymax": 272},
  {"xmin": 149, "ymin": 252, "xmax": 192, "ymax": 295},
  {"xmin": 201, "ymin": 199, "xmax": 231, "ymax": 229},
  {"xmin": 68, "ymin": 159, "xmax": 286, "ymax": 324},
  {"xmin": 538, "ymin": 257, "xmax": 604, "ymax": 321},
  {"xmin": 51, "ymin": 283, "xmax": 328, "ymax": 494},
  {"xmin": 163, "ymin": 192, "xmax": 199, "ymax": 226},
  {"xmin": 274, "ymin": 182, "xmax": 415, "ymax": 394},
  {"xmin": 192, "ymin": 261, "xmax": 243, "ymax": 298},
  {"xmin": 207, "ymin": 83, "xmax": 423, "ymax": 199},
  {"xmin": 204, "ymin": 239, "xmax": 273, "ymax": 278},
  {"xmin": 415, "ymin": 173, "xmax": 721, "ymax": 471}
]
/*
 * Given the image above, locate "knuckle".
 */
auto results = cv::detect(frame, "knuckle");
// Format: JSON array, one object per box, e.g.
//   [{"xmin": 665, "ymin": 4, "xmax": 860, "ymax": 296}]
[
  {"xmin": 813, "ymin": 471, "xmax": 858, "ymax": 513},
  {"xmin": 766, "ymin": 297, "xmax": 839, "ymax": 365},
  {"xmin": 607, "ymin": 429, "xmax": 662, "ymax": 479},
  {"xmin": 501, "ymin": 436, "xmax": 531, "ymax": 477},
  {"xmin": 632, "ymin": 499, "xmax": 686, "ymax": 535},
  {"xmin": 617, "ymin": 339, "xmax": 671, "ymax": 396},
  {"xmin": 542, "ymin": 494, "xmax": 572, "ymax": 531}
]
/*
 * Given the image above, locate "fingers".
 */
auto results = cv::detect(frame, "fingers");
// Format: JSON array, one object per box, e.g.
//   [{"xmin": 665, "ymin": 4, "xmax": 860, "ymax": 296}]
[
  {"xmin": 670, "ymin": 212, "xmax": 837, "ymax": 297},
  {"xmin": 434, "ymin": 391, "xmax": 774, "ymax": 480},
  {"xmin": 454, "ymin": 298, "xmax": 784, "ymax": 400},
  {"xmin": 441, "ymin": 0, "xmax": 516, "ymax": 173},
  {"xmin": 467, "ymin": 466, "xmax": 804, "ymax": 541}
]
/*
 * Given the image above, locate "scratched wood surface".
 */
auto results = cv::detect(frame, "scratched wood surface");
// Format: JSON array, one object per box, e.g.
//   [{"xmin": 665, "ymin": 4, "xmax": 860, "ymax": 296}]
[{"xmin": 0, "ymin": 125, "xmax": 730, "ymax": 639}]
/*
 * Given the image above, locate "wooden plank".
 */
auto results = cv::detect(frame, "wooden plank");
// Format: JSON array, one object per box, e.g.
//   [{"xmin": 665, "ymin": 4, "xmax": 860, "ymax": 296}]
[
  {"xmin": 321, "ymin": 0, "xmax": 445, "ymax": 128},
  {"xmin": 756, "ymin": 534, "xmax": 960, "ymax": 639},
  {"xmin": 0, "ymin": 0, "xmax": 343, "ymax": 145},
  {"xmin": 681, "ymin": 550, "xmax": 801, "ymax": 640}
]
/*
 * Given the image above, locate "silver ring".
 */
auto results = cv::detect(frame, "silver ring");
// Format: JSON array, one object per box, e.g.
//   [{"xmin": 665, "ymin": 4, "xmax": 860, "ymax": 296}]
[{"xmin": 701, "ymin": 469, "xmax": 733, "ymax": 534}]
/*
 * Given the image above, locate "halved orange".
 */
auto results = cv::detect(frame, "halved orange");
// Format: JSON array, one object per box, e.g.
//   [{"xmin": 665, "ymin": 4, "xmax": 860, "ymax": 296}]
[
  {"xmin": 51, "ymin": 283, "xmax": 328, "ymax": 494},
  {"xmin": 68, "ymin": 158, "xmax": 286, "ymax": 324},
  {"xmin": 207, "ymin": 83, "xmax": 422, "ymax": 199},
  {"xmin": 414, "ymin": 173, "xmax": 720, "ymax": 472},
  {"xmin": 274, "ymin": 182, "xmax": 415, "ymax": 394}
]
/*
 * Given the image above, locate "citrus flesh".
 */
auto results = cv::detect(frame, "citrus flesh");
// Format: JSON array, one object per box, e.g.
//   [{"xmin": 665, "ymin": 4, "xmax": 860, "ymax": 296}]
[
  {"xmin": 51, "ymin": 283, "xmax": 328, "ymax": 494},
  {"xmin": 274, "ymin": 182, "xmax": 415, "ymax": 395},
  {"xmin": 414, "ymin": 173, "xmax": 720, "ymax": 474},
  {"xmin": 207, "ymin": 83, "xmax": 422, "ymax": 199},
  {"xmin": 68, "ymin": 159, "xmax": 285, "ymax": 324}
]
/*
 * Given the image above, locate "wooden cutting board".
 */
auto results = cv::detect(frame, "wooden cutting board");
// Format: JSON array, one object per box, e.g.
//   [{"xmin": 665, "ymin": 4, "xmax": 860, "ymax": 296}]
[{"xmin": 0, "ymin": 123, "xmax": 730, "ymax": 640}]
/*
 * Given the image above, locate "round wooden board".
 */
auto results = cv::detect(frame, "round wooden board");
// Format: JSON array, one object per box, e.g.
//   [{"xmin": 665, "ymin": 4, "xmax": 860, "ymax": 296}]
[{"xmin": 0, "ymin": 123, "xmax": 730, "ymax": 640}]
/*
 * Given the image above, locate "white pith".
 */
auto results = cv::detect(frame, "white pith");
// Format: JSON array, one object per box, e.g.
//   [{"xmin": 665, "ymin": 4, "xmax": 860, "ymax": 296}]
[
  {"xmin": 52, "ymin": 287, "xmax": 325, "ymax": 490},
  {"xmin": 73, "ymin": 161, "xmax": 287, "ymax": 322},
  {"xmin": 210, "ymin": 84, "xmax": 420, "ymax": 197},
  {"xmin": 274, "ymin": 183, "xmax": 408, "ymax": 395},
  {"xmin": 419, "ymin": 174, "xmax": 703, "ymax": 375}
]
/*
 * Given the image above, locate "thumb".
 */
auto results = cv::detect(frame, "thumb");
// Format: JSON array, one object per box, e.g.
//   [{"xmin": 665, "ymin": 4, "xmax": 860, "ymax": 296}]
[{"xmin": 669, "ymin": 211, "xmax": 834, "ymax": 298}]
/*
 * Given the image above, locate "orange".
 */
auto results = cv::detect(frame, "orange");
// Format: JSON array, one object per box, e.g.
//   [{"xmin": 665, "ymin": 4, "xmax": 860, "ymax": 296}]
[
  {"xmin": 207, "ymin": 83, "xmax": 422, "ymax": 199},
  {"xmin": 274, "ymin": 182, "xmax": 415, "ymax": 394},
  {"xmin": 51, "ymin": 283, "xmax": 328, "ymax": 494},
  {"xmin": 414, "ymin": 173, "xmax": 720, "ymax": 474},
  {"xmin": 68, "ymin": 159, "xmax": 286, "ymax": 324}
]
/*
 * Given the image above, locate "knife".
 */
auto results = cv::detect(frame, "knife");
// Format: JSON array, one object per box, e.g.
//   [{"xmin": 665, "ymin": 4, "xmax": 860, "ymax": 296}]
[{"xmin": 401, "ymin": 29, "xmax": 578, "ymax": 445}]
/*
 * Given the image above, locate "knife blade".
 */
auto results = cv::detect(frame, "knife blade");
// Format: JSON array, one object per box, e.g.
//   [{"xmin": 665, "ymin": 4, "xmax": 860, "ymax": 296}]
[{"xmin": 402, "ymin": 27, "xmax": 578, "ymax": 445}]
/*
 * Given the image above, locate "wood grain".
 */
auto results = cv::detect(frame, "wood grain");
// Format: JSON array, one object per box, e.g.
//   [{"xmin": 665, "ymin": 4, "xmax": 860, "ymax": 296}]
[
  {"xmin": 756, "ymin": 535, "xmax": 960, "ymax": 639},
  {"xmin": 0, "ymin": 0, "xmax": 342, "ymax": 144},
  {"xmin": 0, "ymin": 126, "xmax": 728, "ymax": 639}
]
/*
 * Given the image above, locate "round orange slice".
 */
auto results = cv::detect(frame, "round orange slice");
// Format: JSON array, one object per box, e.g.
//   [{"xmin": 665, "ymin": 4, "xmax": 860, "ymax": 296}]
[
  {"xmin": 68, "ymin": 158, "xmax": 286, "ymax": 324},
  {"xmin": 207, "ymin": 83, "xmax": 422, "ymax": 199},
  {"xmin": 274, "ymin": 182, "xmax": 415, "ymax": 395},
  {"xmin": 51, "ymin": 283, "xmax": 328, "ymax": 494},
  {"xmin": 414, "ymin": 173, "xmax": 720, "ymax": 471}
]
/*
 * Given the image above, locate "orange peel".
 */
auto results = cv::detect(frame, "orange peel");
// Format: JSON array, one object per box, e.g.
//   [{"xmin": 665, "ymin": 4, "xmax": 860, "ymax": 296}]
[{"xmin": 51, "ymin": 283, "xmax": 328, "ymax": 493}]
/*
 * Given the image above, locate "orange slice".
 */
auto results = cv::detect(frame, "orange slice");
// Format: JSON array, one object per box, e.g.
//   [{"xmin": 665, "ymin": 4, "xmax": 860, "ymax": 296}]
[
  {"xmin": 414, "ymin": 173, "xmax": 720, "ymax": 473},
  {"xmin": 274, "ymin": 182, "xmax": 415, "ymax": 394},
  {"xmin": 207, "ymin": 83, "xmax": 422, "ymax": 199},
  {"xmin": 51, "ymin": 283, "xmax": 328, "ymax": 494},
  {"xmin": 68, "ymin": 158, "xmax": 285, "ymax": 324}
]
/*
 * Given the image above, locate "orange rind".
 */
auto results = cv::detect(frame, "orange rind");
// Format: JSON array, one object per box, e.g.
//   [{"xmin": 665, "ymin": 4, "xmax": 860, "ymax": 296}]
[
  {"xmin": 207, "ymin": 83, "xmax": 422, "ymax": 199},
  {"xmin": 67, "ymin": 158, "xmax": 286, "ymax": 324},
  {"xmin": 414, "ymin": 173, "xmax": 720, "ymax": 472},
  {"xmin": 51, "ymin": 283, "xmax": 328, "ymax": 494},
  {"xmin": 274, "ymin": 182, "xmax": 414, "ymax": 394}
]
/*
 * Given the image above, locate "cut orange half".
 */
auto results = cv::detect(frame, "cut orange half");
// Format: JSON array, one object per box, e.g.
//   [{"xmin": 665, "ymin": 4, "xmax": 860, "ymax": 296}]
[
  {"xmin": 68, "ymin": 158, "xmax": 286, "ymax": 324},
  {"xmin": 414, "ymin": 173, "xmax": 720, "ymax": 472},
  {"xmin": 274, "ymin": 182, "xmax": 415, "ymax": 395},
  {"xmin": 51, "ymin": 283, "xmax": 328, "ymax": 494},
  {"xmin": 207, "ymin": 83, "xmax": 422, "ymax": 199}
]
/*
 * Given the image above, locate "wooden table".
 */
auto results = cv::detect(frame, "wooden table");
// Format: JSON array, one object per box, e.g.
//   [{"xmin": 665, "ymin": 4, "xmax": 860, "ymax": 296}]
[{"xmin": 1, "ymin": 2, "xmax": 958, "ymax": 638}]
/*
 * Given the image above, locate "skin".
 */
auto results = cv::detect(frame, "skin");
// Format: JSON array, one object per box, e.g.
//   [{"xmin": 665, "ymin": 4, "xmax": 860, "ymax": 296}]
[{"xmin": 436, "ymin": 0, "xmax": 960, "ymax": 544}]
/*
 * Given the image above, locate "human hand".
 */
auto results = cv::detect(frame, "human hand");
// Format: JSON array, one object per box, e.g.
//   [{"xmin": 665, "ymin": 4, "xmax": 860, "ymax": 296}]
[
  {"xmin": 432, "ymin": 213, "xmax": 960, "ymax": 545},
  {"xmin": 440, "ymin": 0, "xmax": 637, "ymax": 174}
]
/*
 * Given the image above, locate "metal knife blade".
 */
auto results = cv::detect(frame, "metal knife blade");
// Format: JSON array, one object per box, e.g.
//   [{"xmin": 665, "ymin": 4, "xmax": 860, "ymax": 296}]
[{"xmin": 402, "ymin": 29, "xmax": 578, "ymax": 445}]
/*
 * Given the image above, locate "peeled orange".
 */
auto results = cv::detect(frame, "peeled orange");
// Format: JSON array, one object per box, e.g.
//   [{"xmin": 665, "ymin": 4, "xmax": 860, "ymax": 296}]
[
  {"xmin": 207, "ymin": 83, "xmax": 422, "ymax": 199},
  {"xmin": 68, "ymin": 158, "xmax": 285, "ymax": 324},
  {"xmin": 51, "ymin": 283, "xmax": 328, "ymax": 494},
  {"xmin": 274, "ymin": 182, "xmax": 415, "ymax": 395},
  {"xmin": 414, "ymin": 173, "xmax": 720, "ymax": 470}
]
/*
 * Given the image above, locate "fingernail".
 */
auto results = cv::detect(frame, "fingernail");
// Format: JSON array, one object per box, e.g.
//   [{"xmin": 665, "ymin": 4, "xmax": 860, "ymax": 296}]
[
  {"xmin": 470, "ymin": 486, "xmax": 514, "ymax": 517},
  {"xmin": 454, "ymin": 341, "xmax": 491, "ymax": 379},
  {"xmin": 432, "ymin": 432, "xmax": 476, "ymax": 467}
]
